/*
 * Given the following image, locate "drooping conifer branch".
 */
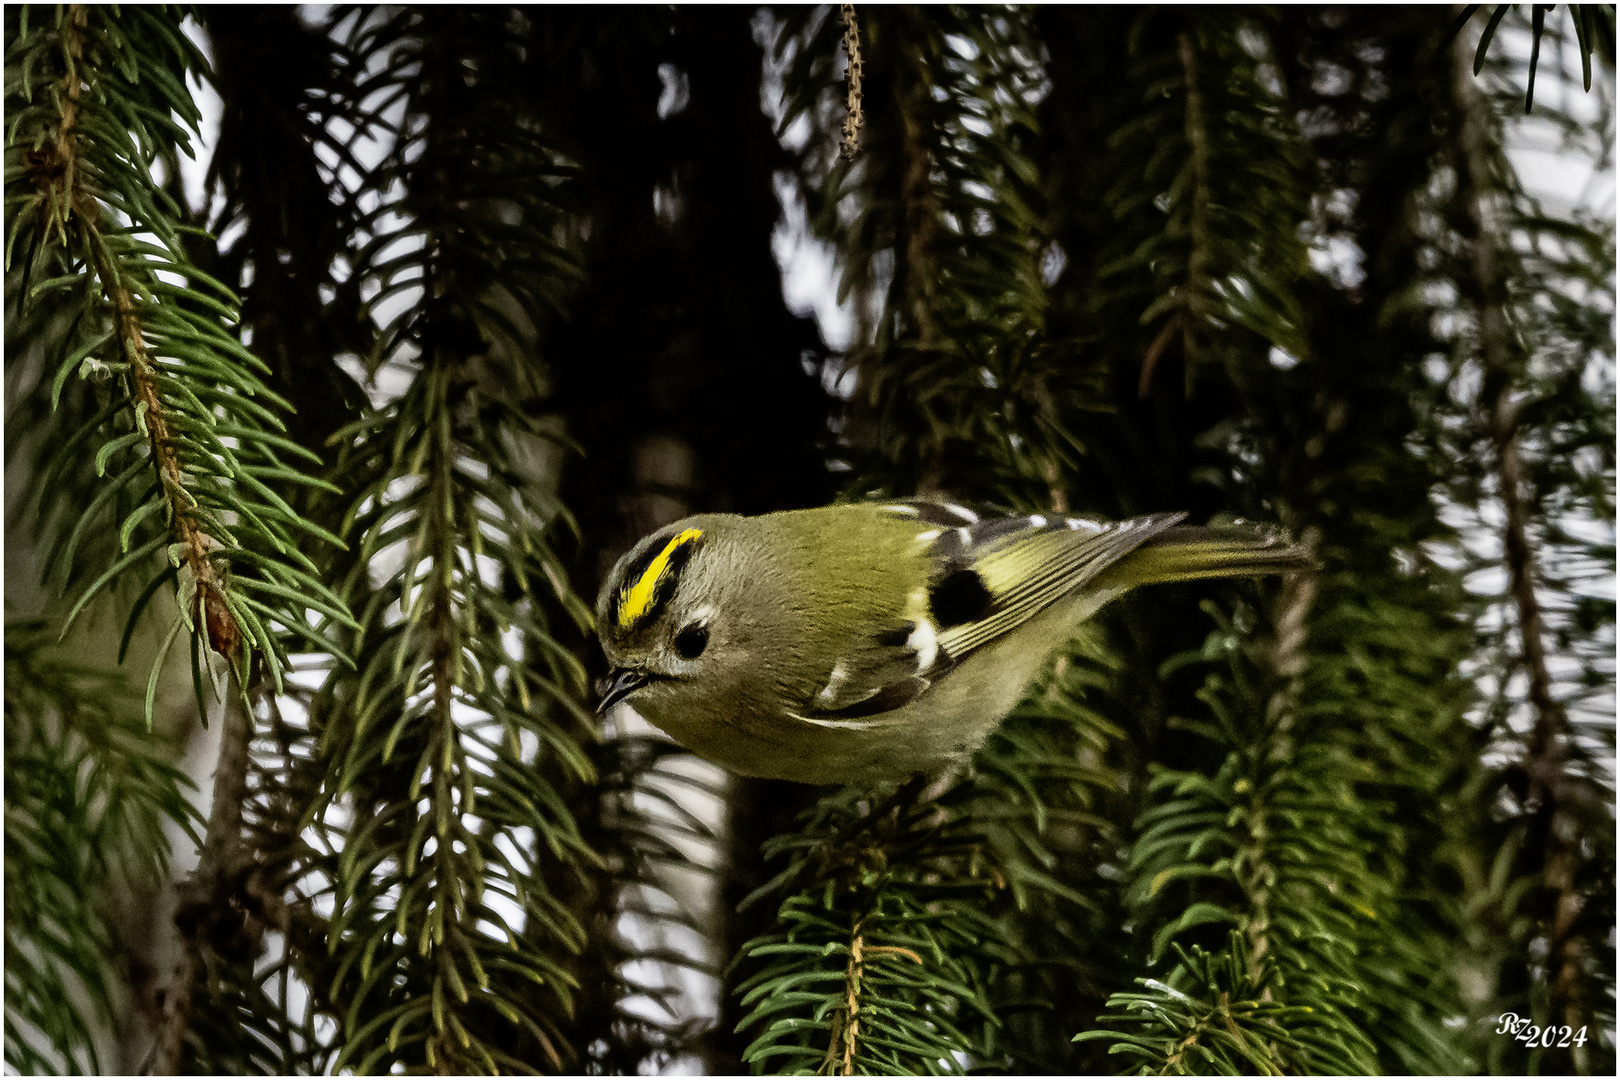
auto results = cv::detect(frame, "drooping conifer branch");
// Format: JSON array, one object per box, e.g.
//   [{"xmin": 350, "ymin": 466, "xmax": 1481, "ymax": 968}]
[
  {"xmin": 150, "ymin": 686, "xmax": 255, "ymax": 1074},
  {"xmin": 26, "ymin": 5, "xmax": 238, "ymax": 662},
  {"xmin": 823, "ymin": 917, "xmax": 927, "ymax": 1075},
  {"xmin": 1241, "ymin": 567, "xmax": 1316, "ymax": 986},
  {"xmin": 1450, "ymin": 29, "xmax": 1589, "ymax": 1052},
  {"xmin": 3, "ymin": 624, "xmax": 200, "ymax": 1074},
  {"xmin": 1140, "ymin": 28, "xmax": 1215, "ymax": 397},
  {"xmin": 10, "ymin": 8, "xmax": 360, "ymax": 1067},
  {"xmin": 307, "ymin": 11, "xmax": 596, "ymax": 1072}
]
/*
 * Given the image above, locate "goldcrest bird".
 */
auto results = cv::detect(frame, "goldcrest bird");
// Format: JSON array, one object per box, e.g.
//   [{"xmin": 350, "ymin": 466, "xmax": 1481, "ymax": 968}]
[{"xmin": 595, "ymin": 500, "xmax": 1309, "ymax": 786}]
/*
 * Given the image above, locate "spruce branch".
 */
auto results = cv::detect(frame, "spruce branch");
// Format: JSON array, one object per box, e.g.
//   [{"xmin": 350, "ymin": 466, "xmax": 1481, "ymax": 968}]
[
  {"xmin": 735, "ymin": 784, "xmax": 1000, "ymax": 1075},
  {"xmin": 1076, "ymin": 932, "xmax": 1318, "ymax": 1075},
  {"xmin": 1452, "ymin": 26, "xmax": 1569, "ymax": 803},
  {"xmin": 300, "ymin": 10, "xmax": 597, "ymax": 1072},
  {"xmin": 150, "ymin": 674, "xmax": 257, "ymax": 1075},
  {"xmin": 6, "ymin": 4, "xmax": 356, "ymax": 713},
  {"xmin": 3, "ymin": 622, "xmax": 200, "ymax": 1074},
  {"xmin": 891, "ymin": 7, "xmax": 943, "ymax": 357},
  {"xmin": 1113, "ymin": 595, "xmax": 1382, "ymax": 1075},
  {"xmin": 1238, "ymin": 567, "xmax": 1315, "ymax": 987},
  {"xmin": 19, "ymin": 5, "xmax": 231, "ymax": 658},
  {"xmin": 1138, "ymin": 29, "xmax": 1213, "ymax": 398},
  {"xmin": 8, "ymin": 7, "xmax": 357, "ymax": 1069},
  {"xmin": 780, "ymin": 5, "xmax": 1075, "ymax": 500},
  {"xmin": 1100, "ymin": 12, "xmax": 1310, "ymax": 407},
  {"xmin": 1450, "ymin": 24, "xmax": 1601, "ymax": 1064}
]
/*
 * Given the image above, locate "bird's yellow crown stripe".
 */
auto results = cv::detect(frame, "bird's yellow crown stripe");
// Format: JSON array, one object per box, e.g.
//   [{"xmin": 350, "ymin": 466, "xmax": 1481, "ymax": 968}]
[{"xmin": 618, "ymin": 528, "xmax": 703, "ymax": 628}]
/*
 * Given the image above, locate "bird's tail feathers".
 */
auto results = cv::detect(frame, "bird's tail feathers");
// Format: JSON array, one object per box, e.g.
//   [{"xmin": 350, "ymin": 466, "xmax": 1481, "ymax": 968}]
[{"xmin": 1114, "ymin": 523, "xmax": 1314, "ymax": 585}]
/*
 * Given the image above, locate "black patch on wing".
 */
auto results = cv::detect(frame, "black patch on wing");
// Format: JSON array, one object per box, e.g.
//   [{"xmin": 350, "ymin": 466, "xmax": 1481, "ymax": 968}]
[
  {"xmin": 930, "ymin": 568, "xmax": 994, "ymax": 627},
  {"xmin": 932, "ymin": 513, "xmax": 1185, "ymax": 661}
]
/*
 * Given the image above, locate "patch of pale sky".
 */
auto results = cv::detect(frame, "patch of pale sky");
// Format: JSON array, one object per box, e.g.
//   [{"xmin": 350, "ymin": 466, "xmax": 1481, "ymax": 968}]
[{"xmin": 771, "ymin": 171, "xmax": 854, "ymax": 350}]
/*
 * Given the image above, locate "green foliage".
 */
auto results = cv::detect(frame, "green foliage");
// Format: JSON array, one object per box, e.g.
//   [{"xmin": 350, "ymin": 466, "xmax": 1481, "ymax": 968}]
[
  {"xmin": 295, "ymin": 8, "xmax": 599, "ymax": 1072},
  {"xmin": 1450, "ymin": 5, "xmax": 1616, "ymax": 108},
  {"xmin": 1076, "ymin": 930, "xmax": 1347, "ymax": 1075},
  {"xmin": 1093, "ymin": 9, "xmax": 1312, "ymax": 396},
  {"xmin": 3, "ymin": 621, "xmax": 200, "ymax": 1074},
  {"xmin": 4, "ymin": 5, "xmax": 355, "ymax": 720},
  {"xmin": 1429, "ymin": 9, "xmax": 1618, "ymax": 1070},
  {"xmin": 1108, "ymin": 598, "xmax": 1396, "ymax": 1075},
  {"xmin": 2, "ymin": 5, "xmax": 1612, "ymax": 1076},
  {"xmin": 775, "ymin": 5, "xmax": 1102, "ymax": 499},
  {"xmin": 734, "ymin": 783, "xmax": 1003, "ymax": 1075}
]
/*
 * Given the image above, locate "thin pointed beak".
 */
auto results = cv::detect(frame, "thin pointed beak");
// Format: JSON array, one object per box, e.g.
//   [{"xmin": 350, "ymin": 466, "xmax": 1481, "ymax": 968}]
[{"xmin": 596, "ymin": 667, "xmax": 650, "ymax": 714}]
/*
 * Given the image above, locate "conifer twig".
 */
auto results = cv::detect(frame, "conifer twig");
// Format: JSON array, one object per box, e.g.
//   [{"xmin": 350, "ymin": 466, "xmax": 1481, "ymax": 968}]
[
  {"xmin": 839, "ymin": 924, "xmax": 863, "ymax": 1075},
  {"xmin": 839, "ymin": 5, "xmax": 864, "ymax": 160},
  {"xmin": 30, "ymin": 5, "xmax": 244, "ymax": 667},
  {"xmin": 1450, "ymin": 26, "xmax": 1587, "ymax": 1064}
]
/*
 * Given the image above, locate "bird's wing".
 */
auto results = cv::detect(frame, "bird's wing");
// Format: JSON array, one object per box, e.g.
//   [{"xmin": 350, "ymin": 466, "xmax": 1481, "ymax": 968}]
[{"xmin": 796, "ymin": 501, "xmax": 1184, "ymax": 724}]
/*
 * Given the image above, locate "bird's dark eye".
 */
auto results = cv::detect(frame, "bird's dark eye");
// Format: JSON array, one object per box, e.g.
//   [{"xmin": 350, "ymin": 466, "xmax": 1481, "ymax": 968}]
[{"xmin": 674, "ymin": 624, "xmax": 709, "ymax": 660}]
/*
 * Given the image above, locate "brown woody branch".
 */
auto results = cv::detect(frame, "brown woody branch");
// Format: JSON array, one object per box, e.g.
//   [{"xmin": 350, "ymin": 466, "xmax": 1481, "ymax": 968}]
[
  {"xmin": 31, "ymin": 7, "xmax": 240, "ymax": 662},
  {"xmin": 25, "ymin": 8, "xmax": 257, "ymax": 1070},
  {"xmin": 1450, "ymin": 27, "xmax": 1587, "ymax": 1064},
  {"xmin": 839, "ymin": 5, "xmax": 865, "ymax": 161}
]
